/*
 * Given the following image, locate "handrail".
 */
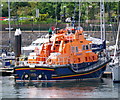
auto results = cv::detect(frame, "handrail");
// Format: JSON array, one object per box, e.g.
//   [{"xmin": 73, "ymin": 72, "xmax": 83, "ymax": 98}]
[
  {"xmin": 71, "ymin": 57, "xmax": 110, "ymax": 73},
  {"xmin": 15, "ymin": 56, "xmax": 109, "ymax": 69},
  {"xmin": 15, "ymin": 56, "xmax": 70, "ymax": 66}
]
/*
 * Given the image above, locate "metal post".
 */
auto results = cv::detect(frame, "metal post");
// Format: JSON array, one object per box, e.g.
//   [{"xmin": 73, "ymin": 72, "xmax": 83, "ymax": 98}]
[
  {"xmin": 78, "ymin": 0, "xmax": 81, "ymax": 27},
  {"xmin": 32, "ymin": 18, "xmax": 33, "ymax": 32},
  {"xmin": 8, "ymin": 0, "xmax": 11, "ymax": 51},
  {"xmin": 100, "ymin": 0, "xmax": 105, "ymax": 41},
  {"xmin": 31, "ymin": 17, "xmax": 34, "ymax": 32},
  {"xmin": 113, "ymin": 22, "xmax": 120, "ymax": 61},
  {"xmin": 118, "ymin": 2, "xmax": 120, "ymax": 24},
  {"xmin": 100, "ymin": 0, "xmax": 103, "ymax": 40},
  {"xmin": 15, "ymin": 29, "xmax": 21, "ymax": 57},
  {"xmin": 55, "ymin": 2, "xmax": 58, "ymax": 27},
  {"xmin": 73, "ymin": 3, "xmax": 76, "ymax": 28},
  {"xmin": 63, "ymin": 6, "xmax": 66, "ymax": 23},
  {"xmin": 0, "ymin": 4, "xmax": 3, "ymax": 32}
]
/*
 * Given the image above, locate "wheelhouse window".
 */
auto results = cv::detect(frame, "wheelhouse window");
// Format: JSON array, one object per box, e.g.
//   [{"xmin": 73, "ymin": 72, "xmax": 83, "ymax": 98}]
[
  {"xmin": 92, "ymin": 56, "xmax": 95, "ymax": 60},
  {"xmin": 79, "ymin": 33, "xmax": 82, "ymax": 35},
  {"xmin": 85, "ymin": 57, "xmax": 88, "ymax": 61},
  {"xmin": 89, "ymin": 44, "xmax": 92, "ymax": 49},
  {"xmin": 36, "ymin": 43, "xmax": 39, "ymax": 46},
  {"xmin": 86, "ymin": 45, "xmax": 89, "ymax": 50},
  {"xmin": 78, "ymin": 58, "xmax": 80, "ymax": 62},
  {"xmin": 80, "ymin": 41, "xmax": 83, "ymax": 43},
  {"xmin": 65, "ymin": 41, "xmax": 69, "ymax": 44},
  {"xmin": 82, "ymin": 45, "xmax": 85, "ymax": 50},
  {"xmin": 55, "ymin": 41, "xmax": 61, "ymax": 44},
  {"xmin": 71, "ymin": 47, "xmax": 75, "ymax": 53},
  {"xmin": 71, "ymin": 46, "xmax": 79, "ymax": 53},
  {"xmin": 76, "ymin": 47, "xmax": 78, "ymax": 52}
]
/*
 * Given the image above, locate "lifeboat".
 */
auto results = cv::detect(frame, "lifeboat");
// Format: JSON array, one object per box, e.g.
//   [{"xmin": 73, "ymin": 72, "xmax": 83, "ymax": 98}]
[{"xmin": 14, "ymin": 26, "xmax": 111, "ymax": 82}]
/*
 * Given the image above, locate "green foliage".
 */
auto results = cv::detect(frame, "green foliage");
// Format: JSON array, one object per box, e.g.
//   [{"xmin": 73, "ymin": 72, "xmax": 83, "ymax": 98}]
[
  {"xmin": 18, "ymin": 19, "xmax": 31, "ymax": 24},
  {"xmin": 40, "ymin": 13, "xmax": 49, "ymax": 21},
  {"xmin": 1, "ymin": 2, "xmax": 119, "ymax": 24},
  {"xmin": 46, "ymin": 18, "xmax": 56, "ymax": 23},
  {"xmin": 2, "ymin": 2, "xmax": 8, "ymax": 17}
]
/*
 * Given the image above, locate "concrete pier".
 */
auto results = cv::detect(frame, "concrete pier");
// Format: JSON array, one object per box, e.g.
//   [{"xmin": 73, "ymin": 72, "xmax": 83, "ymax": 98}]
[
  {"xmin": 0, "ymin": 68, "xmax": 14, "ymax": 76},
  {"xmin": 102, "ymin": 71, "xmax": 112, "ymax": 78}
]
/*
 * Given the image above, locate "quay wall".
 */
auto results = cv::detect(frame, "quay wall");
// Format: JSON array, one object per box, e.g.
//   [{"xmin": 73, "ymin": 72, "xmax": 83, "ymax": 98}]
[{"xmin": 0, "ymin": 31, "xmax": 117, "ymax": 52}]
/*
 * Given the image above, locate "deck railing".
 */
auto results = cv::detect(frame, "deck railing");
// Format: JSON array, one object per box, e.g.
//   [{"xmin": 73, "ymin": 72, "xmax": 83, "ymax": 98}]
[
  {"xmin": 15, "ymin": 56, "xmax": 71, "ymax": 66},
  {"xmin": 15, "ymin": 55, "xmax": 109, "ymax": 69},
  {"xmin": 70, "ymin": 57, "xmax": 109, "ymax": 73}
]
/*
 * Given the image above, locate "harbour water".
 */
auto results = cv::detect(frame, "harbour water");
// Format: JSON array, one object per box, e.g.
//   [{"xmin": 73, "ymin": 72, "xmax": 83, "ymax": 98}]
[{"xmin": 0, "ymin": 76, "xmax": 120, "ymax": 99}]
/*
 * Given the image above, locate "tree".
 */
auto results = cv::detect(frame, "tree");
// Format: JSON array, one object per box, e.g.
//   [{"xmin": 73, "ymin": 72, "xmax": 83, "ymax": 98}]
[
  {"xmin": 1, "ymin": 2, "xmax": 119, "ymax": 23},
  {"xmin": 2, "ymin": 2, "xmax": 8, "ymax": 17}
]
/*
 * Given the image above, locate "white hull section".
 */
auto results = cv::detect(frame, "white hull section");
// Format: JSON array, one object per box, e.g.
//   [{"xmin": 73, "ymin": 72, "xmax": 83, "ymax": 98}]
[{"xmin": 112, "ymin": 64, "xmax": 120, "ymax": 82}]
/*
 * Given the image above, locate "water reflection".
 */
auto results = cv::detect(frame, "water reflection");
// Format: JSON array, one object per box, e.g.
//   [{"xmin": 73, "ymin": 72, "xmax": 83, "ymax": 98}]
[
  {"xmin": 13, "ymin": 79, "xmax": 106, "ymax": 98},
  {"xmin": 14, "ymin": 79, "xmax": 104, "ymax": 88},
  {"xmin": 2, "ymin": 76, "xmax": 119, "ymax": 98}
]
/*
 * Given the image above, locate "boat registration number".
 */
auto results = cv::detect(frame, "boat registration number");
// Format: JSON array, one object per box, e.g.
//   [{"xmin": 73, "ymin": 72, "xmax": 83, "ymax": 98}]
[{"xmin": 30, "ymin": 70, "xmax": 36, "ymax": 72}]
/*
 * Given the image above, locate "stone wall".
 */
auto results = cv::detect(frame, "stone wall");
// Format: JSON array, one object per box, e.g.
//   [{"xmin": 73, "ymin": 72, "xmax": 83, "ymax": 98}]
[
  {"xmin": 1, "ymin": 30, "xmax": 118, "ymax": 52},
  {"xmin": 1, "ymin": 31, "xmax": 48, "ymax": 51}
]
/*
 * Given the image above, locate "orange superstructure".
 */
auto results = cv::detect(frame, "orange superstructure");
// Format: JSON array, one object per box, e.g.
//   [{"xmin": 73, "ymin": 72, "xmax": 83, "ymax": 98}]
[{"xmin": 28, "ymin": 27, "xmax": 98, "ymax": 65}]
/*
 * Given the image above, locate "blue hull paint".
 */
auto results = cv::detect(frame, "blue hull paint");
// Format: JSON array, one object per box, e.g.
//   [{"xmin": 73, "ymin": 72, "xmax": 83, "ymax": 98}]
[
  {"xmin": 14, "ymin": 60, "xmax": 108, "ymax": 82},
  {"xmin": 53, "ymin": 65, "xmax": 106, "ymax": 80},
  {"xmin": 14, "ymin": 67, "xmax": 54, "ymax": 80}
]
